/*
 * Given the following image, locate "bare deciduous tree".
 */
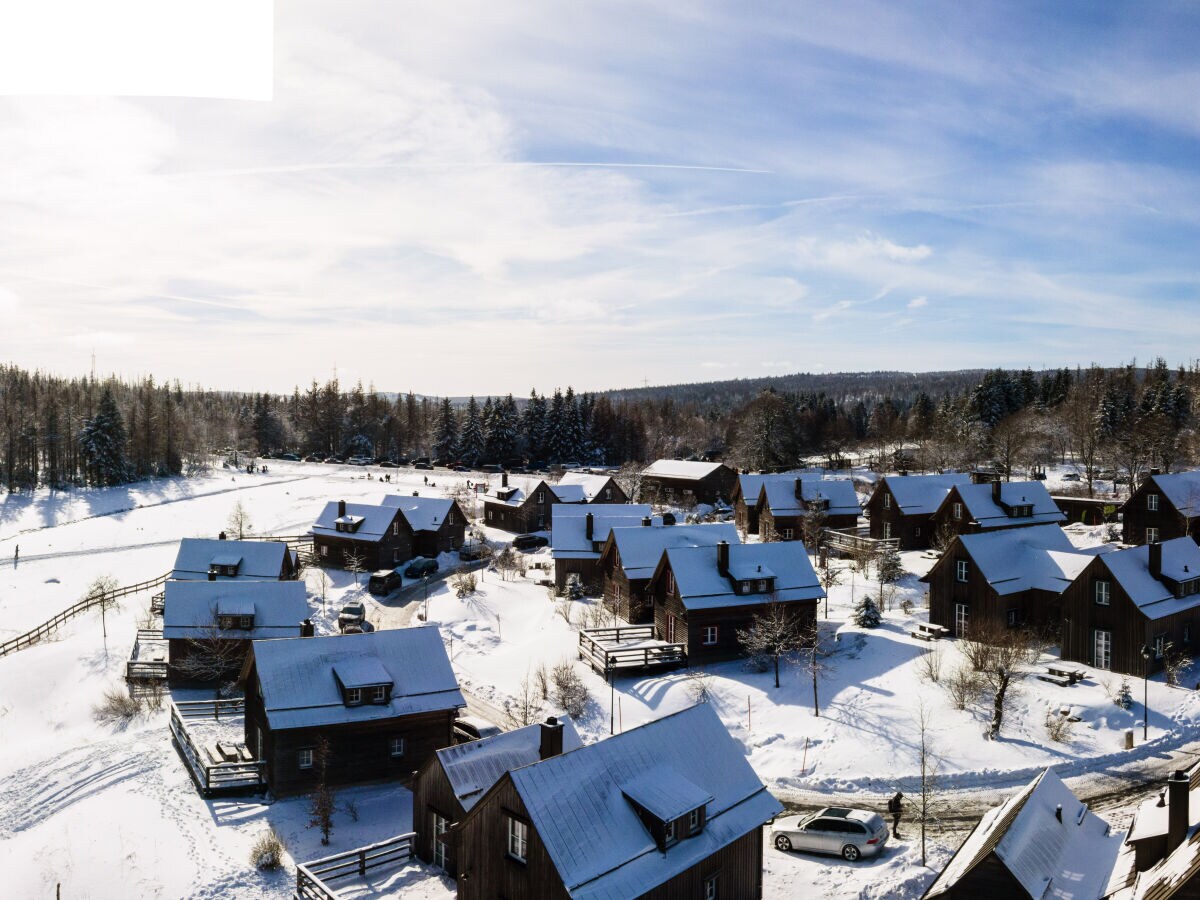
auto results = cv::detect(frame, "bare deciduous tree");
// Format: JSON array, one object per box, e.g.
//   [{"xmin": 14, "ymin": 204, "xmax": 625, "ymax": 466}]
[
  {"xmin": 801, "ymin": 619, "xmax": 831, "ymax": 716},
  {"xmin": 504, "ymin": 673, "xmax": 544, "ymax": 728},
  {"xmin": 85, "ymin": 574, "xmax": 121, "ymax": 652},
  {"xmin": 343, "ymin": 548, "xmax": 367, "ymax": 587},
  {"xmin": 172, "ymin": 622, "xmax": 248, "ymax": 695},
  {"xmin": 966, "ymin": 621, "xmax": 1037, "ymax": 739},
  {"xmin": 307, "ymin": 737, "xmax": 335, "ymax": 845},
  {"xmin": 737, "ymin": 601, "xmax": 807, "ymax": 689},
  {"xmin": 227, "ymin": 500, "xmax": 252, "ymax": 539},
  {"xmin": 914, "ymin": 700, "xmax": 940, "ymax": 867}
]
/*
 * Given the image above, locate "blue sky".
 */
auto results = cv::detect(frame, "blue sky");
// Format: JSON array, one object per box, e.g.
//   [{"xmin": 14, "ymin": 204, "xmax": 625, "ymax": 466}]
[{"xmin": 0, "ymin": 1, "xmax": 1197, "ymax": 394}]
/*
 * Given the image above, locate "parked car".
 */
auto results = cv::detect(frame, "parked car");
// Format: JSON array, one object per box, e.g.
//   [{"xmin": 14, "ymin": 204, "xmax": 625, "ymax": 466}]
[
  {"xmin": 1062, "ymin": 472, "xmax": 1081, "ymax": 482},
  {"xmin": 377, "ymin": 460, "xmax": 398, "ymax": 468},
  {"xmin": 338, "ymin": 601, "xmax": 366, "ymax": 632},
  {"xmin": 512, "ymin": 534, "xmax": 549, "ymax": 551},
  {"xmin": 367, "ymin": 568, "xmax": 402, "ymax": 595},
  {"xmin": 303, "ymin": 454, "xmax": 322, "ymax": 462},
  {"xmin": 770, "ymin": 807, "xmax": 889, "ymax": 862},
  {"xmin": 404, "ymin": 557, "xmax": 439, "ymax": 578},
  {"xmin": 413, "ymin": 462, "xmax": 433, "ymax": 470},
  {"xmin": 459, "ymin": 542, "xmax": 488, "ymax": 561},
  {"xmin": 278, "ymin": 453, "xmax": 300, "ymax": 461}
]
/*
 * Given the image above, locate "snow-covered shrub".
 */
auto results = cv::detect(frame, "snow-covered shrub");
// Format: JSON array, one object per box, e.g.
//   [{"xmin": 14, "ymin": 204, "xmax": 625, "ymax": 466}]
[
  {"xmin": 93, "ymin": 686, "xmax": 142, "ymax": 724},
  {"xmin": 451, "ymin": 568, "xmax": 477, "ymax": 598},
  {"xmin": 687, "ymin": 668, "xmax": 713, "ymax": 703},
  {"xmin": 900, "ymin": 597, "xmax": 915, "ymax": 616},
  {"xmin": 1104, "ymin": 522, "xmax": 1121, "ymax": 542},
  {"xmin": 250, "ymin": 826, "xmax": 285, "ymax": 870},
  {"xmin": 1045, "ymin": 711, "xmax": 1074, "ymax": 744},
  {"xmin": 852, "ymin": 596, "xmax": 882, "ymax": 628},
  {"xmin": 565, "ymin": 574, "xmax": 585, "ymax": 601},
  {"xmin": 944, "ymin": 665, "xmax": 983, "ymax": 711},
  {"xmin": 1114, "ymin": 678, "xmax": 1134, "ymax": 710},
  {"xmin": 551, "ymin": 661, "xmax": 590, "ymax": 719},
  {"xmin": 917, "ymin": 645, "xmax": 944, "ymax": 684},
  {"xmin": 534, "ymin": 662, "xmax": 551, "ymax": 701}
]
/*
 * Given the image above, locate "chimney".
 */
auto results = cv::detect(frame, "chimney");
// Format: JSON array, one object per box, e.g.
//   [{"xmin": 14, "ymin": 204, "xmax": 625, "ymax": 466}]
[
  {"xmin": 218, "ymin": 531, "xmax": 227, "ymax": 541},
  {"xmin": 1169, "ymin": 769, "xmax": 1190, "ymax": 854},
  {"xmin": 795, "ymin": 478, "xmax": 804, "ymax": 501},
  {"xmin": 663, "ymin": 512, "xmax": 675, "ymax": 526},
  {"xmin": 338, "ymin": 499, "xmax": 346, "ymax": 518},
  {"xmin": 1055, "ymin": 804, "xmax": 1062, "ymax": 823},
  {"xmin": 1149, "ymin": 541, "xmax": 1163, "ymax": 580},
  {"xmin": 642, "ymin": 516, "xmax": 652, "ymax": 527},
  {"xmin": 207, "ymin": 571, "xmax": 216, "ymax": 581},
  {"xmin": 1151, "ymin": 467, "xmax": 1162, "ymax": 477},
  {"xmin": 992, "ymin": 479, "xmax": 1002, "ymax": 504},
  {"xmin": 413, "ymin": 491, "xmax": 419, "ymax": 496},
  {"xmin": 717, "ymin": 540, "xmax": 729, "ymax": 576},
  {"xmin": 539, "ymin": 716, "xmax": 564, "ymax": 760},
  {"xmin": 300, "ymin": 618, "xmax": 314, "ymax": 637},
  {"xmin": 585, "ymin": 512, "xmax": 594, "ymax": 541},
  {"xmin": 502, "ymin": 472, "xmax": 509, "ymax": 488}
]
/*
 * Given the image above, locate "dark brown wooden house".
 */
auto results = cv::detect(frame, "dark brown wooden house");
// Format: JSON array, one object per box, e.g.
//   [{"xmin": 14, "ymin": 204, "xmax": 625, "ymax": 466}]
[
  {"xmin": 161, "ymin": 580, "xmax": 309, "ymax": 682},
  {"xmin": 639, "ymin": 460, "xmax": 737, "ymax": 507},
  {"xmin": 310, "ymin": 499, "xmax": 414, "ymax": 570},
  {"xmin": 550, "ymin": 504, "xmax": 653, "ymax": 592},
  {"xmin": 645, "ymin": 540, "xmax": 823, "ymax": 663},
  {"xmin": 482, "ymin": 475, "xmax": 560, "ymax": 533},
  {"xmin": 1060, "ymin": 538, "xmax": 1200, "ymax": 676},
  {"xmin": 923, "ymin": 525, "xmax": 1098, "ymax": 638},
  {"xmin": 923, "ymin": 769, "xmax": 1120, "ymax": 900},
  {"xmin": 756, "ymin": 477, "xmax": 860, "ymax": 543},
  {"xmin": 378, "ymin": 493, "xmax": 469, "ymax": 557},
  {"xmin": 412, "ymin": 717, "xmax": 582, "ymax": 876},
  {"xmin": 551, "ymin": 472, "xmax": 629, "ymax": 506},
  {"xmin": 732, "ymin": 474, "xmax": 772, "ymax": 535},
  {"xmin": 170, "ymin": 536, "xmax": 298, "ymax": 581},
  {"xmin": 596, "ymin": 522, "xmax": 739, "ymax": 623},
  {"xmin": 240, "ymin": 626, "xmax": 464, "ymax": 796},
  {"xmin": 1106, "ymin": 764, "xmax": 1200, "ymax": 900},
  {"xmin": 1052, "ymin": 495, "xmax": 1119, "ymax": 526},
  {"xmin": 866, "ymin": 473, "xmax": 971, "ymax": 550},
  {"xmin": 452, "ymin": 703, "xmax": 782, "ymax": 899},
  {"xmin": 1121, "ymin": 470, "xmax": 1200, "ymax": 546},
  {"xmin": 929, "ymin": 480, "xmax": 1065, "ymax": 544}
]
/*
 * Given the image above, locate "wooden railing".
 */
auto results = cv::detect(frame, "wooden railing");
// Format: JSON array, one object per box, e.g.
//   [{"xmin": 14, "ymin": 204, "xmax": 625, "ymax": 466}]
[
  {"xmin": 821, "ymin": 527, "xmax": 899, "ymax": 556},
  {"xmin": 125, "ymin": 628, "xmax": 169, "ymax": 682},
  {"xmin": 578, "ymin": 627, "xmax": 687, "ymax": 678},
  {"xmin": 0, "ymin": 572, "xmax": 170, "ymax": 658},
  {"xmin": 168, "ymin": 699, "xmax": 265, "ymax": 796},
  {"xmin": 294, "ymin": 833, "xmax": 416, "ymax": 900}
]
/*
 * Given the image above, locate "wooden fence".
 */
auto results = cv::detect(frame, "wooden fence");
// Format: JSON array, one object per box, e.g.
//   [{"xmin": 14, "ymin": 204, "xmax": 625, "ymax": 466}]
[
  {"xmin": 0, "ymin": 572, "xmax": 169, "ymax": 658},
  {"xmin": 168, "ymin": 698, "xmax": 266, "ymax": 796},
  {"xmin": 578, "ymin": 626, "xmax": 687, "ymax": 678},
  {"xmin": 294, "ymin": 833, "xmax": 416, "ymax": 900}
]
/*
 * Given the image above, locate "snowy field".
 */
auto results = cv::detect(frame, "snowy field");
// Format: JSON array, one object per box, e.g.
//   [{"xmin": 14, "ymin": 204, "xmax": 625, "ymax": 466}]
[{"xmin": 0, "ymin": 461, "xmax": 1185, "ymax": 898}]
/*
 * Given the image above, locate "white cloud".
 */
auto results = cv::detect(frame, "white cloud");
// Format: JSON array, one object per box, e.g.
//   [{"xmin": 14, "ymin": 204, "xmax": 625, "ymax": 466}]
[{"xmin": 907, "ymin": 296, "xmax": 928, "ymax": 309}]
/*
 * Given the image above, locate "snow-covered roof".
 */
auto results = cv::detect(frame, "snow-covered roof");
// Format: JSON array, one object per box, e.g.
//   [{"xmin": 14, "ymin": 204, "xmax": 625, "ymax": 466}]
[
  {"xmin": 881, "ymin": 473, "xmax": 972, "ymax": 515},
  {"xmin": 642, "ymin": 459, "xmax": 728, "ymax": 481},
  {"xmin": 310, "ymin": 501, "xmax": 400, "ymax": 542},
  {"xmin": 332, "ymin": 657, "xmax": 392, "ymax": 689},
  {"xmin": 925, "ymin": 769, "xmax": 1121, "ymax": 899},
  {"xmin": 949, "ymin": 481, "xmax": 1065, "ymax": 529},
  {"xmin": 735, "ymin": 473, "xmax": 773, "ymax": 503},
  {"xmin": 162, "ymin": 580, "xmax": 309, "ymax": 640},
  {"xmin": 606, "ymin": 523, "xmax": 740, "ymax": 580},
  {"xmin": 1122, "ymin": 828, "xmax": 1200, "ymax": 900},
  {"xmin": 621, "ymin": 765, "xmax": 714, "ymax": 823},
  {"xmin": 1099, "ymin": 538, "xmax": 1200, "ymax": 620},
  {"xmin": 663, "ymin": 542, "xmax": 824, "ymax": 610},
  {"xmin": 171, "ymin": 538, "xmax": 290, "ymax": 581},
  {"xmin": 759, "ymin": 477, "xmax": 860, "ymax": 518},
  {"xmin": 554, "ymin": 473, "xmax": 619, "ymax": 503},
  {"xmin": 436, "ymin": 717, "xmax": 583, "ymax": 813},
  {"xmin": 250, "ymin": 627, "xmax": 464, "ymax": 731},
  {"xmin": 954, "ymin": 525, "xmax": 1107, "ymax": 596},
  {"xmin": 551, "ymin": 505, "xmax": 653, "ymax": 559},
  {"xmin": 378, "ymin": 493, "xmax": 456, "ymax": 532},
  {"xmin": 1147, "ymin": 471, "xmax": 1200, "ymax": 518},
  {"xmin": 506, "ymin": 703, "xmax": 782, "ymax": 900}
]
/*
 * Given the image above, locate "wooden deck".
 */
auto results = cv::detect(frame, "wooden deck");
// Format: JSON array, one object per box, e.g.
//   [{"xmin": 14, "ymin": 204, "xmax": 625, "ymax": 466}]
[
  {"xmin": 294, "ymin": 833, "xmax": 416, "ymax": 900},
  {"xmin": 578, "ymin": 625, "xmax": 687, "ymax": 678},
  {"xmin": 821, "ymin": 527, "xmax": 899, "ymax": 557},
  {"xmin": 169, "ymin": 698, "xmax": 266, "ymax": 797},
  {"xmin": 126, "ymin": 628, "xmax": 169, "ymax": 684}
]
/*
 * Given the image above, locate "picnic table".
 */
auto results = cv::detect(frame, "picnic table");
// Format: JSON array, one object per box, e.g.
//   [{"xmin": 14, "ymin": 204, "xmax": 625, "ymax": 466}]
[
  {"xmin": 908, "ymin": 622, "xmax": 949, "ymax": 642},
  {"xmin": 1044, "ymin": 663, "xmax": 1086, "ymax": 685}
]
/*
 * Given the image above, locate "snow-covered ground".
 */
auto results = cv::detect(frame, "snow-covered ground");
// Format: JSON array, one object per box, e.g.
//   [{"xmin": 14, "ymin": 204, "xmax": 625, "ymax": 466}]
[{"xmin": 0, "ymin": 462, "xmax": 1182, "ymax": 898}]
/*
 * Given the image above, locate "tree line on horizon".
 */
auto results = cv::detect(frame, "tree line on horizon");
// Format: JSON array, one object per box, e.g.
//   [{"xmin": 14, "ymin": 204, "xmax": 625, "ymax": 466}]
[{"xmin": 0, "ymin": 360, "xmax": 1197, "ymax": 494}]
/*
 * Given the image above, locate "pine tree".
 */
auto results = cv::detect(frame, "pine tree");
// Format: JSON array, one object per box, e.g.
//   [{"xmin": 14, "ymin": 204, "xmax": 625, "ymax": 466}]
[
  {"xmin": 433, "ymin": 398, "xmax": 459, "ymax": 461},
  {"xmin": 79, "ymin": 387, "xmax": 130, "ymax": 486},
  {"xmin": 459, "ymin": 397, "xmax": 485, "ymax": 465},
  {"xmin": 852, "ymin": 595, "xmax": 882, "ymax": 628},
  {"xmin": 522, "ymin": 390, "xmax": 547, "ymax": 461}
]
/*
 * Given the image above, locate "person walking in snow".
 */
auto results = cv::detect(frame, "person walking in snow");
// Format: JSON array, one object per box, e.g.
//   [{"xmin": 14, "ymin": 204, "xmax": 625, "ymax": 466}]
[
  {"xmin": 13, "ymin": 545, "xmax": 17, "ymax": 564},
  {"xmin": 887, "ymin": 791, "xmax": 904, "ymax": 838}
]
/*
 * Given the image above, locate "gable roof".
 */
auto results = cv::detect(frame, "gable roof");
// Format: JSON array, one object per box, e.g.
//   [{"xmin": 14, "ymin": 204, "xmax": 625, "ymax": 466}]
[
  {"xmin": 554, "ymin": 473, "xmax": 621, "ymax": 503},
  {"xmin": 250, "ymin": 627, "xmax": 464, "ymax": 731},
  {"xmin": 436, "ymin": 718, "xmax": 583, "ymax": 813},
  {"xmin": 950, "ymin": 525, "xmax": 1107, "ymax": 596},
  {"xmin": 378, "ymin": 493, "xmax": 457, "ymax": 532},
  {"xmin": 1146, "ymin": 471, "xmax": 1200, "ymax": 518},
  {"xmin": 551, "ymin": 505, "xmax": 654, "ymax": 559},
  {"xmin": 881, "ymin": 473, "xmax": 973, "ymax": 516},
  {"xmin": 1098, "ymin": 538, "xmax": 1200, "ymax": 620},
  {"xmin": 505, "ymin": 703, "xmax": 781, "ymax": 900},
  {"xmin": 759, "ymin": 477, "xmax": 860, "ymax": 518},
  {"xmin": 642, "ymin": 459, "xmax": 728, "ymax": 481},
  {"xmin": 162, "ymin": 580, "xmax": 309, "ymax": 640},
  {"xmin": 925, "ymin": 769, "xmax": 1120, "ymax": 899},
  {"xmin": 310, "ymin": 500, "xmax": 402, "ymax": 543},
  {"xmin": 606, "ymin": 523, "xmax": 740, "ymax": 581},
  {"xmin": 662, "ymin": 542, "xmax": 824, "ymax": 609},
  {"xmin": 171, "ymin": 538, "xmax": 290, "ymax": 581},
  {"xmin": 947, "ymin": 481, "xmax": 1065, "ymax": 529}
]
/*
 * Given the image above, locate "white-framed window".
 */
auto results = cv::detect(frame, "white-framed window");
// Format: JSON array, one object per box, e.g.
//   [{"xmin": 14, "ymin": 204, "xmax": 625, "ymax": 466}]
[
  {"xmin": 486, "ymin": 509, "xmax": 493, "ymax": 521},
  {"xmin": 392, "ymin": 522, "xmax": 399, "ymax": 536},
  {"xmin": 704, "ymin": 874, "xmax": 720, "ymax": 900},
  {"xmin": 954, "ymin": 603, "xmax": 969, "ymax": 638},
  {"xmin": 1006, "ymin": 609, "xmax": 1018, "ymax": 628},
  {"xmin": 781, "ymin": 528, "xmax": 793, "ymax": 540},
  {"xmin": 604, "ymin": 488, "xmax": 612, "ymax": 499},
  {"xmin": 373, "ymin": 685, "xmax": 387, "ymax": 703},
  {"xmin": 432, "ymin": 811, "xmax": 449, "ymax": 870},
  {"xmin": 955, "ymin": 559, "xmax": 969, "ymax": 583},
  {"xmin": 702, "ymin": 625, "xmax": 719, "ymax": 646},
  {"xmin": 319, "ymin": 545, "xmax": 328, "ymax": 558},
  {"xmin": 883, "ymin": 492, "xmax": 891, "ymax": 509},
  {"xmin": 664, "ymin": 818, "xmax": 676, "ymax": 844},
  {"xmin": 1094, "ymin": 629, "xmax": 1112, "ymax": 669},
  {"xmin": 1148, "ymin": 493, "xmax": 1160, "ymax": 511},
  {"xmin": 1155, "ymin": 635, "xmax": 1167, "ymax": 659},
  {"xmin": 389, "ymin": 736, "xmax": 405, "ymax": 757},
  {"xmin": 666, "ymin": 571, "xmax": 674, "ymax": 594},
  {"xmin": 953, "ymin": 502, "xmax": 963, "ymax": 520},
  {"xmin": 689, "ymin": 808, "xmax": 701, "ymax": 832},
  {"xmin": 507, "ymin": 816, "xmax": 528, "ymax": 863},
  {"xmin": 756, "ymin": 579, "xmax": 766, "ymax": 592},
  {"xmin": 1094, "ymin": 580, "xmax": 1111, "ymax": 606},
  {"xmin": 346, "ymin": 687, "xmax": 361, "ymax": 705},
  {"xmin": 298, "ymin": 748, "xmax": 314, "ymax": 770},
  {"xmin": 1147, "ymin": 527, "xmax": 1160, "ymax": 543},
  {"xmin": 537, "ymin": 491, "xmax": 545, "ymax": 504},
  {"xmin": 883, "ymin": 522, "xmax": 892, "ymax": 539}
]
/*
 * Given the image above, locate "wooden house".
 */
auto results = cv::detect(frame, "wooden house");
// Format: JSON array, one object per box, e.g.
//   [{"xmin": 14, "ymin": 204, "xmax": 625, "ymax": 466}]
[
  {"xmin": 923, "ymin": 525, "xmax": 1102, "ymax": 638},
  {"xmin": 596, "ymin": 522, "xmax": 739, "ymax": 623},
  {"xmin": 452, "ymin": 703, "xmax": 782, "ymax": 900},
  {"xmin": 483, "ymin": 472, "xmax": 630, "ymax": 534},
  {"xmin": 929, "ymin": 480, "xmax": 1065, "ymax": 543},
  {"xmin": 170, "ymin": 536, "xmax": 298, "ymax": 581},
  {"xmin": 1121, "ymin": 470, "xmax": 1200, "ymax": 546},
  {"xmin": 240, "ymin": 627, "xmax": 464, "ymax": 796},
  {"xmin": 550, "ymin": 504, "xmax": 652, "ymax": 592},
  {"xmin": 310, "ymin": 499, "xmax": 413, "ymax": 570},
  {"xmin": 161, "ymin": 580, "xmax": 309, "ymax": 682},
  {"xmin": 1052, "ymin": 495, "xmax": 1119, "ymax": 526},
  {"xmin": 378, "ymin": 493, "xmax": 469, "ymax": 557},
  {"xmin": 552, "ymin": 472, "xmax": 629, "ymax": 506},
  {"xmin": 1060, "ymin": 538, "xmax": 1200, "ymax": 676},
  {"xmin": 639, "ymin": 460, "xmax": 737, "ymax": 507},
  {"xmin": 1106, "ymin": 764, "xmax": 1200, "ymax": 900},
  {"xmin": 412, "ymin": 717, "xmax": 583, "ymax": 876},
  {"xmin": 923, "ymin": 769, "xmax": 1120, "ymax": 900},
  {"xmin": 732, "ymin": 474, "xmax": 773, "ymax": 535},
  {"xmin": 645, "ymin": 540, "xmax": 823, "ymax": 664},
  {"xmin": 866, "ymin": 473, "xmax": 971, "ymax": 550},
  {"xmin": 756, "ymin": 477, "xmax": 860, "ymax": 543}
]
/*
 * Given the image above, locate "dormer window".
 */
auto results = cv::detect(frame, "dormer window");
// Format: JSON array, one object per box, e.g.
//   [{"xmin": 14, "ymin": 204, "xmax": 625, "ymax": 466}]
[
  {"xmin": 664, "ymin": 818, "xmax": 676, "ymax": 845},
  {"xmin": 346, "ymin": 687, "xmax": 362, "ymax": 705},
  {"xmin": 689, "ymin": 808, "xmax": 701, "ymax": 833},
  {"xmin": 372, "ymin": 685, "xmax": 387, "ymax": 703},
  {"xmin": 756, "ymin": 579, "xmax": 766, "ymax": 592}
]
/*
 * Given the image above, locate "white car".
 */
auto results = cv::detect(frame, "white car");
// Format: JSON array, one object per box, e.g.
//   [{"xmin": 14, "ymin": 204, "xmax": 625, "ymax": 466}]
[{"xmin": 771, "ymin": 807, "xmax": 889, "ymax": 862}]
